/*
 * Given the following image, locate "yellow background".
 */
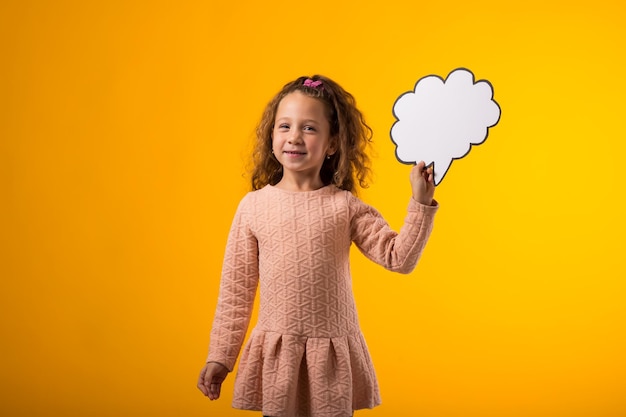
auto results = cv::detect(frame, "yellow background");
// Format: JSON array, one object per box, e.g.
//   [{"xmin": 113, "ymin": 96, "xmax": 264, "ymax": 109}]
[{"xmin": 1, "ymin": 0, "xmax": 625, "ymax": 416}]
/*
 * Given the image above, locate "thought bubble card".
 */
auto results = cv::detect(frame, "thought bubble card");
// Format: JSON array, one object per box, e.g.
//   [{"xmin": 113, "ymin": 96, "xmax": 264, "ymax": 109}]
[{"xmin": 391, "ymin": 68, "xmax": 501, "ymax": 185}]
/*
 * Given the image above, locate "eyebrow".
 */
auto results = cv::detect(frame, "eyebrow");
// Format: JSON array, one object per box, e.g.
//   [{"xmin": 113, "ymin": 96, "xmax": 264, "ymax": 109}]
[{"xmin": 275, "ymin": 118, "xmax": 320, "ymax": 124}]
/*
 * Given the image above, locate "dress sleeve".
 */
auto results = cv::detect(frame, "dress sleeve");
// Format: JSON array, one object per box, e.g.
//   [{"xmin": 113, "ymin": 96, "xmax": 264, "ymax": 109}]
[
  {"xmin": 349, "ymin": 194, "xmax": 438, "ymax": 274},
  {"xmin": 206, "ymin": 193, "xmax": 259, "ymax": 371}
]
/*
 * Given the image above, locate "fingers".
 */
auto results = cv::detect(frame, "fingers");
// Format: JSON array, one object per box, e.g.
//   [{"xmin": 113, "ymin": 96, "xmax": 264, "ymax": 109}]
[
  {"xmin": 411, "ymin": 161, "xmax": 435, "ymax": 205},
  {"xmin": 198, "ymin": 362, "xmax": 228, "ymax": 400},
  {"xmin": 412, "ymin": 162, "xmax": 433, "ymax": 182},
  {"xmin": 197, "ymin": 366, "xmax": 210, "ymax": 397},
  {"xmin": 425, "ymin": 165, "xmax": 434, "ymax": 185},
  {"xmin": 198, "ymin": 375, "xmax": 221, "ymax": 401},
  {"xmin": 420, "ymin": 163, "xmax": 434, "ymax": 185},
  {"xmin": 208, "ymin": 381, "xmax": 222, "ymax": 400},
  {"xmin": 410, "ymin": 163, "xmax": 423, "ymax": 184}
]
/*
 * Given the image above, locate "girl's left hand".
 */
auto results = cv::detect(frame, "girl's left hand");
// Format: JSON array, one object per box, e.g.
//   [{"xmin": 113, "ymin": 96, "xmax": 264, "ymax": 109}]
[{"xmin": 410, "ymin": 162, "xmax": 435, "ymax": 206}]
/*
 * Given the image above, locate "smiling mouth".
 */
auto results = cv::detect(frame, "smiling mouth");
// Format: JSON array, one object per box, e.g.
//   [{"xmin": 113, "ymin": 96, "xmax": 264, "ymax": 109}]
[{"xmin": 284, "ymin": 151, "xmax": 306, "ymax": 155}]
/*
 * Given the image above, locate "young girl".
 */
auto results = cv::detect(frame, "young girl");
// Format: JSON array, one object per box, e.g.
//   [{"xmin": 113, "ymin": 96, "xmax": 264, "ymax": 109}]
[{"xmin": 198, "ymin": 75, "xmax": 438, "ymax": 417}]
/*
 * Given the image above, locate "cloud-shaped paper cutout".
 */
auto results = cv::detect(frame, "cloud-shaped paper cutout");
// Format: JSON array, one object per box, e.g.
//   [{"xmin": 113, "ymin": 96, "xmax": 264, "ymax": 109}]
[{"xmin": 391, "ymin": 68, "xmax": 501, "ymax": 185}]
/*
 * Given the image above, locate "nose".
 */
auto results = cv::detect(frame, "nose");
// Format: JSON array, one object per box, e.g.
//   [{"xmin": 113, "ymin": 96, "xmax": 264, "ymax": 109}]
[{"xmin": 288, "ymin": 129, "xmax": 303, "ymax": 144}]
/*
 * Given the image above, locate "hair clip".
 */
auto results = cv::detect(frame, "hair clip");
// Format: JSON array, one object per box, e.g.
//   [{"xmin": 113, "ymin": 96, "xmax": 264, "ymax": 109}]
[{"xmin": 304, "ymin": 78, "xmax": 323, "ymax": 89}]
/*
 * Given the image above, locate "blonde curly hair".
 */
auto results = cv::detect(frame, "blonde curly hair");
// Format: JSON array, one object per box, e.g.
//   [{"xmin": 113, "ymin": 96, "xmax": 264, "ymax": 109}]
[{"xmin": 249, "ymin": 75, "xmax": 373, "ymax": 193}]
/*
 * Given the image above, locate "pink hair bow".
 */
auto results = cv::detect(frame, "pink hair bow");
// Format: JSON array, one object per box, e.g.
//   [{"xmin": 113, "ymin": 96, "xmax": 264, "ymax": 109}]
[{"xmin": 304, "ymin": 79, "xmax": 323, "ymax": 89}]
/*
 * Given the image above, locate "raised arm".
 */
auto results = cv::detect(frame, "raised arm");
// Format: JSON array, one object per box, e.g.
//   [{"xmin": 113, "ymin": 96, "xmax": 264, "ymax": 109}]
[{"xmin": 350, "ymin": 165, "xmax": 438, "ymax": 273}]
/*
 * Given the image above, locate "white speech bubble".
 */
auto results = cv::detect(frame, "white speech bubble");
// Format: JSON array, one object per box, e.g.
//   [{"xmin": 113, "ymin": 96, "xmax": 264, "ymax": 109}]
[{"xmin": 391, "ymin": 68, "xmax": 501, "ymax": 185}]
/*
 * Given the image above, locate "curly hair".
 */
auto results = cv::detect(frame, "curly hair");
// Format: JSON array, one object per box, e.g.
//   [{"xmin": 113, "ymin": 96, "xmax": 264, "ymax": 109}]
[{"xmin": 249, "ymin": 75, "xmax": 373, "ymax": 193}]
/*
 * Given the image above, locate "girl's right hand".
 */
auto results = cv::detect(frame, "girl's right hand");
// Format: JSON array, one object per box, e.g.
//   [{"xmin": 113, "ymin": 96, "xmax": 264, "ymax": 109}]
[{"xmin": 197, "ymin": 362, "xmax": 229, "ymax": 400}]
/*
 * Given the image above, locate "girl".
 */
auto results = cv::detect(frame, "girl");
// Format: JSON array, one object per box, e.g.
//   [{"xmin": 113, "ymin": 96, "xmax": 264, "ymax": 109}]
[{"xmin": 198, "ymin": 75, "xmax": 438, "ymax": 417}]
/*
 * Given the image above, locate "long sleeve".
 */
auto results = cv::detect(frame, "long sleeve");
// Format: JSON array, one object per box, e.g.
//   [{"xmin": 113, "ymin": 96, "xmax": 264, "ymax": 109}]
[
  {"xmin": 349, "ymin": 194, "xmax": 438, "ymax": 274},
  {"xmin": 206, "ymin": 194, "xmax": 259, "ymax": 371}
]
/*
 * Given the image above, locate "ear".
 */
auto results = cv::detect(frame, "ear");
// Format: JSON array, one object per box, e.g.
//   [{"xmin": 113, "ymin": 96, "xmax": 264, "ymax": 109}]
[{"xmin": 327, "ymin": 137, "xmax": 338, "ymax": 156}]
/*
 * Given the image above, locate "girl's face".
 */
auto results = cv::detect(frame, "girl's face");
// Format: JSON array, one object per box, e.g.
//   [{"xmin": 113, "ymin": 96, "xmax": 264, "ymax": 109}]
[{"xmin": 272, "ymin": 91, "xmax": 334, "ymax": 187}]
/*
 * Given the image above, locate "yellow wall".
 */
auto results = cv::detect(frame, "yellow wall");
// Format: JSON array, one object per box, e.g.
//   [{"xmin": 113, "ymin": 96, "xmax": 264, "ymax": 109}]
[{"xmin": 1, "ymin": 1, "xmax": 625, "ymax": 416}]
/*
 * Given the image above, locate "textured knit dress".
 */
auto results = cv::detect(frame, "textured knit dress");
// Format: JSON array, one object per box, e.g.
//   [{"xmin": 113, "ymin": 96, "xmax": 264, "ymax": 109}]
[{"xmin": 207, "ymin": 184, "xmax": 438, "ymax": 417}]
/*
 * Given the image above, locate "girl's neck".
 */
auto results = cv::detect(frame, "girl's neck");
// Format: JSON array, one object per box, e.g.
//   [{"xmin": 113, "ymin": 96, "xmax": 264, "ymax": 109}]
[{"xmin": 274, "ymin": 175, "xmax": 325, "ymax": 192}]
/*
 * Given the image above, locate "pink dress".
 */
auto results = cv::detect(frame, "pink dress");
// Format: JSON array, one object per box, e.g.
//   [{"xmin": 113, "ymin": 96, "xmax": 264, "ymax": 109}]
[{"xmin": 207, "ymin": 184, "xmax": 438, "ymax": 417}]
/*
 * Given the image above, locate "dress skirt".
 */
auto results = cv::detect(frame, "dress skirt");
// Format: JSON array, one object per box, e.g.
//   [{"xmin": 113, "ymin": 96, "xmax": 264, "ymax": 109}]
[{"xmin": 231, "ymin": 328, "xmax": 381, "ymax": 417}]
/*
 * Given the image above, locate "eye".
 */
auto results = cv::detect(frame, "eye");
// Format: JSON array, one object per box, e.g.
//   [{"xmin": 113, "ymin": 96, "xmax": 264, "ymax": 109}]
[
  {"xmin": 303, "ymin": 125, "xmax": 316, "ymax": 132},
  {"xmin": 278, "ymin": 123, "xmax": 289, "ymax": 130}
]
